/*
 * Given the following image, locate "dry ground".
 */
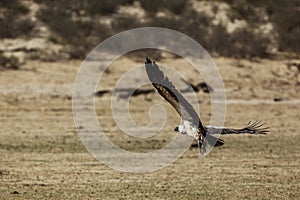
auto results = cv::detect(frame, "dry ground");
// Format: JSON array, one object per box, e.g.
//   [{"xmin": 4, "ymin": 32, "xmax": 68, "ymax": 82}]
[{"xmin": 0, "ymin": 56, "xmax": 299, "ymax": 199}]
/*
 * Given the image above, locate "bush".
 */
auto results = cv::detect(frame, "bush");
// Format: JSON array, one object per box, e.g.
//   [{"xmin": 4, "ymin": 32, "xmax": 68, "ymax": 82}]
[
  {"xmin": 138, "ymin": 0, "xmax": 161, "ymax": 14},
  {"xmin": 33, "ymin": 0, "xmax": 298, "ymax": 59},
  {"xmin": 85, "ymin": 0, "xmax": 119, "ymax": 16},
  {"xmin": 37, "ymin": 4, "xmax": 111, "ymax": 59},
  {"xmin": 0, "ymin": 1, "xmax": 33, "ymax": 38},
  {"xmin": 0, "ymin": 14, "xmax": 34, "ymax": 38},
  {"xmin": 34, "ymin": 0, "xmax": 134, "ymax": 16},
  {"xmin": 138, "ymin": 0, "xmax": 187, "ymax": 15},
  {"xmin": 38, "ymin": 7, "xmax": 94, "ymax": 45},
  {"xmin": 230, "ymin": 28, "xmax": 270, "ymax": 58},
  {"xmin": 208, "ymin": 25, "xmax": 233, "ymax": 57},
  {"xmin": 225, "ymin": 0, "xmax": 300, "ymax": 54},
  {"xmin": 269, "ymin": 0, "xmax": 300, "ymax": 53},
  {"xmin": 163, "ymin": 0, "xmax": 187, "ymax": 15},
  {"xmin": 0, "ymin": 53, "xmax": 21, "ymax": 70},
  {"xmin": 0, "ymin": 0, "xmax": 29, "ymax": 15},
  {"xmin": 145, "ymin": 10, "xmax": 211, "ymax": 48},
  {"xmin": 111, "ymin": 16, "xmax": 141, "ymax": 33}
]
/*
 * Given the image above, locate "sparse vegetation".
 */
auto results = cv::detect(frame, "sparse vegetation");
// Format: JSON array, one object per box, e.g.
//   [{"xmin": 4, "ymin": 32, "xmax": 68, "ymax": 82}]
[
  {"xmin": 84, "ymin": 0, "xmax": 135, "ymax": 16},
  {"xmin": 0, "ymin": 53, "xmax": 21, "ymax": 70},
  {"xmin": 225, "ymin": 0, "xmax": 300, "ymax": 54},
  {"xmin": 1, "ymin": 0, "xmax": 298, "ymax": 59},
  {"xmin": 144, "ymin": 10, "xmax": 270, "ymax": 59},
  {"xmin": 269, "ymin": 0, "xmax": 300, "ymax": 53},
  {"xmin": 35, "ymin": 0, "xmax": 111, "ymax": 58},
  {"xmin": 138, "ymin": 0, "xmax": 187, "ymax": 15},
  {"xmin": 208, "ymin": 24, "xmax": 233, "ymax": 57},
  {"xmin": 145, "ymin": 10, "xmax": 211, "ymax": 51},
  {"xmin": 37, "ymin": 7, "xmax": 94, "ymax": 45},
  {"xmin": 230, "ymin": 27, "xmax": 270, "ymax": 58}
]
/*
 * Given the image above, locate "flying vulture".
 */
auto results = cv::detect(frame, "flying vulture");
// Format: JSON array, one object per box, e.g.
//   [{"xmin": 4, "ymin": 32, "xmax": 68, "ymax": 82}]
[{"xmin": 145, "ymin": 57, "xmax": 269, "ymax": 154}]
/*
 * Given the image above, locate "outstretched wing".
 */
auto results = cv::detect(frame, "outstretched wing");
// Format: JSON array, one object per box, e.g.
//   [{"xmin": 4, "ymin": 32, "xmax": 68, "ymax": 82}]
[
  {"xmin": 207, "ymin": 120, "xmax": 269, "ymax": 135},
  {"xmin": 145, "ymin": 57, "xmax": 205, "ymax": 132},
  {"xmin": 221, "ymin": 120, "xmax": 269, "ymax": 135}
]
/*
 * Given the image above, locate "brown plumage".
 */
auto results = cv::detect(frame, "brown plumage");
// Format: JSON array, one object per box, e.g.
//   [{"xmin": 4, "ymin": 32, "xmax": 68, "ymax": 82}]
[{"xmin": 145, "ymin": 57, "xmax": 269, "ymax": 154}]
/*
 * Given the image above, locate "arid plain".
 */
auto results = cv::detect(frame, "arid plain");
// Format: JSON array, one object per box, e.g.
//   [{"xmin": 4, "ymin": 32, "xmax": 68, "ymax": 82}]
[{"xmin": 0, "ymin": 56, "xmax": 299, "ymax": 199}]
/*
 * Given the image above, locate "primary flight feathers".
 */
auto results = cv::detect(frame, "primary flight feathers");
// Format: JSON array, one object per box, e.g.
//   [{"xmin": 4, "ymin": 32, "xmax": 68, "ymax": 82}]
[{"xmin": 145, "ymin": 57, "xmax": 269, "ymax": 154}]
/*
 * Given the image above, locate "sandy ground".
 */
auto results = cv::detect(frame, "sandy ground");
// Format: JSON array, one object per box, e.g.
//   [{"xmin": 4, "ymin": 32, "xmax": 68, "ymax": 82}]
[{"xmin": 0, "ymin": 56, "xmax": 299, "ymax": 199}]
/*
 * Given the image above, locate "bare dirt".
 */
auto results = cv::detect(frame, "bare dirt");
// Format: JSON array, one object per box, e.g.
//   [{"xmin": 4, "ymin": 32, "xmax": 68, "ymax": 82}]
[{"xmin": 0, "ymin": 57, "xmax": 299, "ymax": 199}]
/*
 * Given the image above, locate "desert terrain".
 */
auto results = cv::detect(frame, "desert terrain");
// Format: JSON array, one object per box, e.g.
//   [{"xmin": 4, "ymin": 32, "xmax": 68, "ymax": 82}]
[
  {"xmin": 0, "ymin": 55, "xmax": 299, "ymax": 199},
  {"xmin": 1, "ymin": 0, "xmax": 299, "ymax": 199}
]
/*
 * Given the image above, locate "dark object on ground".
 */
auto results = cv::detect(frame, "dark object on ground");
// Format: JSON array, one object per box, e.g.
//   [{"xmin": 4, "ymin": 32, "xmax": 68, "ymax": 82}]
[
  {"xmin": 273, "ymin": 97, "xmax": 282, "ymax": 102},
  {"xmin": 94, "ymin": 90, "xmax": 110, "ymax": 97},
  {"xmin": 180, "ymin": 78, "xmax": 214, "ymax": 93}
]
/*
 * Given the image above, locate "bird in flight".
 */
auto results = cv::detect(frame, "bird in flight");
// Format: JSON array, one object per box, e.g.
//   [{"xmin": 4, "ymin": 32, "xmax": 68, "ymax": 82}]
[{"xmin": 145, "ymin": 57, "xmax": 269, "ymax": 154}]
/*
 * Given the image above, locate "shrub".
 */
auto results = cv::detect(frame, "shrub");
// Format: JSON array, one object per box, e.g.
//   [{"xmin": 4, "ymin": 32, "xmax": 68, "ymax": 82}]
[
  {"xmin": 269, "ymin": 0, "xmax": 300, "ymax": 53},
  {"xmin": 137, "ymin": 0, "xmax": 187, "ymax": 15},
  {"xmin": 0, "ymin": 1, "xmax": 33, "ymax": 38},
  {"xmin": 225, "ymin": 0, "xmax": 300, "ymax": 54},
  {"xmin": 163, "ymin": 0, "xmax": 187, "ymax": 15},
  {"xmin": 0, "ymin": 0, "xmax": 29, "ymax": 15},
  {"xmin": 0, "ymin": 53, "xmax": 21, "ymax": 70},
  {"xmin": 34, "ymin": 0, "xmax": 299, "ymax": 59},
  {"xmin": 138, "ymin": 0, "xmax": 160, "ymax": 14},
  {"xmin": 230, "ymin": 28, "xmax": 270, "ymax": 58},
  {"xmin": 0, "ymin": 14, "xmax": 34, "ymax": 38},
  {"xmin": 145, "ymin": 10, "xmax": 211, "ymax": 48},
  {"xmin": 85, "ymin": 0, "xmax": 119, "ymax": 16},
  {"xmin": 37, "ymin": 5, "xmax": 111, "ymax": 58},
  {"xmin": 111, "ymin": 16, "xmax": 141, "ymax": 33},
  {"xmin": 38, "ymin": 7, "xmax": 94, "ymax": 45},
  {"xmin": 208, "ymin": 25, "xmax": 233, "ymax": 57}
]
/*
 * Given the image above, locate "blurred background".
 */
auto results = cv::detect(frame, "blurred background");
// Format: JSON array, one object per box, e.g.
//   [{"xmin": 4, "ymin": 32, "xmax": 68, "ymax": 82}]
[
  {"xmin": 0, "ymin": 0, "xmax": 299, "ymax": 69},
  {"xmin": 1, "ymin": 1, "xmax": 300, "ymax": 198}
]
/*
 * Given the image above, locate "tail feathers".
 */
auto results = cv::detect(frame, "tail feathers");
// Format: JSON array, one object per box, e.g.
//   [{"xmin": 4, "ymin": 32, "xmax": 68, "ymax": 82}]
[
  {"xmin": 197, "ymin": 134, "xmax": 224, "ymax": 155},
  {"xmin": 206, "ymin": 134, "xmax": 224, "ymax": 147}
]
